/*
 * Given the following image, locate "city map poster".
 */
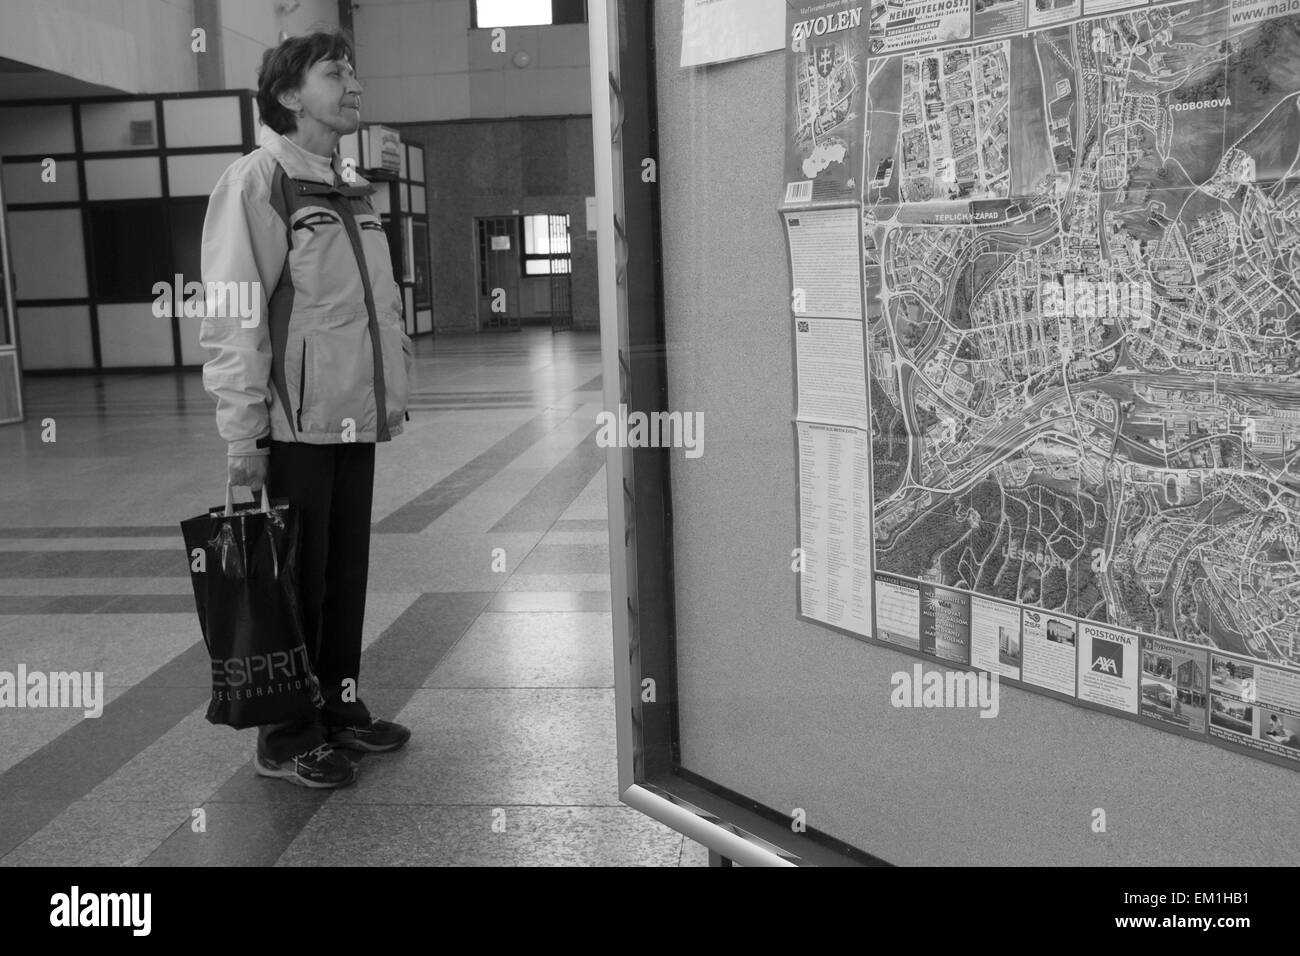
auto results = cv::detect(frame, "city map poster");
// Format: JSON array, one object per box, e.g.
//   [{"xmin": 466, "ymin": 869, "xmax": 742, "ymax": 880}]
[
  {"xmin": 861, "ymin": 0, "xmax": 1300, "ymax": 730},
  {"xmin": 680, "ymin": 0, "xmax": 785, "ymax": 67},
  {"xmin": 784, "ymin": 0, "xmax": 870, "ymax": 206},
  {"xmin": 1208, "ymin": 652, "xmax": 1300, "ymax": 765},
  {"xmin": 868, "ymin": 0, "xmax": 972, "ymax": 55}
]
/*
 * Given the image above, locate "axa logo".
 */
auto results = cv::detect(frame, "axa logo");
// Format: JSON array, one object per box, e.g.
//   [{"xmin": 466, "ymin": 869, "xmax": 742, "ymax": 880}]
[
  {"xmin": 293, "ymin": 211, "xmax": 342, "ymax": 232},
  {"xmin": 1091, "ymin": 636, "xmax": 1124, "ymax": 678}
]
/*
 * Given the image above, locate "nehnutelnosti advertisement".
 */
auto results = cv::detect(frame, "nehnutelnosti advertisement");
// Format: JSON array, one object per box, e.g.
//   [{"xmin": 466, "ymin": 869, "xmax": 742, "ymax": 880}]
[{"xmin": 868, "ymin": 0, "xmax": 972, "ymax": 55}]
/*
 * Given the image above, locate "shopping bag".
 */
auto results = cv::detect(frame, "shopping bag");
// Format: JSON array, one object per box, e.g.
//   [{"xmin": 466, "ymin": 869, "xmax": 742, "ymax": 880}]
[{"xmin": 180, "ymin": 484, "xmax": 324, "ymax": 729}]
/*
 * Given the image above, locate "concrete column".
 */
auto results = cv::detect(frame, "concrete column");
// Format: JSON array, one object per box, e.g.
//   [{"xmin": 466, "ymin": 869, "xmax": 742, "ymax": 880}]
[{"xmin": 194, "ymin": 0, "xmax": 226, "ymax": 90}]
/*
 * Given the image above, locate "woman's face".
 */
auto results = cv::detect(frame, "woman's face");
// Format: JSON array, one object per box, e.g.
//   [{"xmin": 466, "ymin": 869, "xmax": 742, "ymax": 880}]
[{"xmin": 283, "ymin": 55, "xmax": 364, "ymax": 135}]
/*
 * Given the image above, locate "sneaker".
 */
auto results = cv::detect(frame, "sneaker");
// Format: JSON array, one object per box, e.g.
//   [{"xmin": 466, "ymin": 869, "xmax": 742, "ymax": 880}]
[
  {"xmin": 254, "ymin": 743, "xmax": 358, "ymax": 788},
  {"xmin": 325, "ymin": 717, "xmax": 411, "ymax": 753}
]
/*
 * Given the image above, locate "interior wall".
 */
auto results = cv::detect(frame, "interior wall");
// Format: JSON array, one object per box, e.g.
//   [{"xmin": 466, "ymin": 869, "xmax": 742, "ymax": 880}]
[
  {"xmin": 0, "ymin": 0, "xmax": 335, "ymax": 98},
  {"xmin": 652, "ymin": 1, "xmax": 1300, "ymax": 866},
  {"xmin": 400, "ymin": 116, "xmax": 596, "ymax": 333},
  {"xmin": 0, "ymin": 0, "xmax": 179, "ymax": 95},
  {"xmin": 220, "ymin": 0, "xmax": 341, "ymax": 92},
  {"xmin": 352, "ymin": 1, "xmax": 590, "ymax": 122}
]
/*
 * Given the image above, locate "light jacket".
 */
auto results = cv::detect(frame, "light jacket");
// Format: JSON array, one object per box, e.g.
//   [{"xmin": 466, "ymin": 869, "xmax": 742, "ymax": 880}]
[{"xmin": 199, "ymin": 124, "xmax": 413, "ymax": 458}]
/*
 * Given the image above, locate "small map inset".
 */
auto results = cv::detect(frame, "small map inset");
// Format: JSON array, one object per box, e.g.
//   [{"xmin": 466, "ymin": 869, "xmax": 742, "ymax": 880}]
[
  {"xmin": 803, "ymin": 142, "xmax": 850, "ymax": 180},
  {"xmin": 899, "ymin": 42, "xmax": 1012, "ymax": 202}
]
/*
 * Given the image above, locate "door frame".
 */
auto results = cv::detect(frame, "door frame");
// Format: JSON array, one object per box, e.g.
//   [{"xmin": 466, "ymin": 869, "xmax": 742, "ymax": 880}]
[{"xmin": 0, "ymin": 171, "xmax": 25, "ymax": 425}]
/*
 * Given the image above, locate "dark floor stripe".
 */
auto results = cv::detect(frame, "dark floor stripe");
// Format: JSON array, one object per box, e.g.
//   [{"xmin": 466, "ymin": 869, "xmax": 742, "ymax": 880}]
[
  {"xmin": 421, "ymin": 347, "xmax": 602, "ymax": 354},
  {"xmin": 0, "ymin": 595, "xmax": 193, "ymax": 614},
  {"xmin": 0, "ymin": 595, "xmax": 192, "ymax": 616},
  {"xmin": 409, "ymin": 396, "xmax": 539, "ymax": 404},
  {"xmin": 0, "ymin": 641, "xmax": 211, "ymax": 857},
  {"xmin": 373, "ymin": 407, "xmax": 577, "ymax": 534},
  {"xmin": 489, "ymin": 430, "xmax": 606, "ymax": 533},
  {"xmin": 0, "ymin": 527, "xmax": 180, "ymax": 538},
  {"xmin": 20, "ymin": 409, "xmax": 217, "ymax": 417},
  {"xmin": 409, "ymin": 397, "xmax": 571, "ymax": 405},
  {"xmin": 575, "ymin": 374, "xmax": 603, "ymax": 391},
  {"xmin": 142, "ymin": 591, "xmax": 493, "ymax": 866},
  {"xmin": 0, "ymin": 516, "xmax": 610, "ymax": 541},
  {"xmin": 412, "ymin": 391, "xmax": 535, "ymax": 399},
  {"xmin": 0, "ymin": 595, "xmax": 112, "ymax": 614},
  {"xmin": 0, "ymin": 550, "xmax": 187, "ymax": 579},
  {"xmin": 101, "ymin": 594, "xmax": 196, "ymax": 613},
  {"xmin": 408, "ymin": 402, "xmax": 539, "ymax": 410}
]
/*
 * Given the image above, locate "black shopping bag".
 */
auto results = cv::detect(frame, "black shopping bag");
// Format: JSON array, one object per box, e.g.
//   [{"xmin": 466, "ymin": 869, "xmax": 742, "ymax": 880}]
[{"xmin": 180, "ymin": 484, "xmax": 324, "ymax": 729}]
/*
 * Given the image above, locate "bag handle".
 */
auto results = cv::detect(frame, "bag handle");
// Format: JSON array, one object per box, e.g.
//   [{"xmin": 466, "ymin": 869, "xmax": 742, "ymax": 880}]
[{"xmin": 224, "ymin": 482, "xmax": 272, "ymax": 517}]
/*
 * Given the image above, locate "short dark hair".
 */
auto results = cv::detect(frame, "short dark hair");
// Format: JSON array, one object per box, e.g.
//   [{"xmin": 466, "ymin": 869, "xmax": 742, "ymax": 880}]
[{"xmin": 256, "ymin": 28, "xmax": 355, "ymax": 135}]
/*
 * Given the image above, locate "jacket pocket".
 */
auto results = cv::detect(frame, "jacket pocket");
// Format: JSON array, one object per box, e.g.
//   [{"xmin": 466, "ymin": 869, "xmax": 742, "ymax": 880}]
[
  {"xmin": 378, "ymin": 321, "xmax": 411, "ymax": 424},
  {"xmin": 297, "ymin": 335, "xmax": 310, "ymax": 432},
  {"xmin": 288, "ymin": 204, "xmax": 357, "ymax": 309},
  {"xmin": 299, "ymin": 319, "xmax": 375, "ymax": 436}
]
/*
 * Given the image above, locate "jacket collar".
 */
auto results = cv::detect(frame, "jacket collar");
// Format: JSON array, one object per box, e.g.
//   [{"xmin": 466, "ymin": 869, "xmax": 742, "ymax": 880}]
[{"xmin": 258, "ymin": 124, "xmax": 371, "ymax": 189}]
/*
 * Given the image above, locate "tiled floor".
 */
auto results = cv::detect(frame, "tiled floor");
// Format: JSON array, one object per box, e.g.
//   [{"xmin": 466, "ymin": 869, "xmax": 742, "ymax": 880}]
[{"xmin": 0, "ymin": 328, "xmax": 710, "ymax": 867}]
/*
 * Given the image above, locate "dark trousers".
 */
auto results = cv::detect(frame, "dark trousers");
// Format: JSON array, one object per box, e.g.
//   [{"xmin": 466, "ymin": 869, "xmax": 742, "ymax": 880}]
[{"xmin": 258, "ymin": 440, "xmax": 375, "ymax": 761}]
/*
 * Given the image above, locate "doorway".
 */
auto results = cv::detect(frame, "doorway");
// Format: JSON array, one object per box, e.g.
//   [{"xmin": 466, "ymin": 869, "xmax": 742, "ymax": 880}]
[
  {"xmin": 543, "ymin": 213, "xmax": 573, "ymax": 333},
  {"xmin": 475, "ymin": 213, "xmax": 573, "ymax": 333},
  {"xmin": 476, "ymin": 216, "xmax": 521, "ymax": 332}
]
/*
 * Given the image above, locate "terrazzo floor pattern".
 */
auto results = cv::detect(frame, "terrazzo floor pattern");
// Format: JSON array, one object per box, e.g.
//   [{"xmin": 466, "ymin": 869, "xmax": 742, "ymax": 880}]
[{"xmin": 0, "ymin": 329, "xmax": 709, "ymax": 867}]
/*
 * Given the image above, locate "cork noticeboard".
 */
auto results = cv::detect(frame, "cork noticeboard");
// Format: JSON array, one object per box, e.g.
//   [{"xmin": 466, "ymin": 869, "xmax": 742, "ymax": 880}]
[{"xmin": 652, "ymin": 0, "xmax": 1300, "ymax": 866}]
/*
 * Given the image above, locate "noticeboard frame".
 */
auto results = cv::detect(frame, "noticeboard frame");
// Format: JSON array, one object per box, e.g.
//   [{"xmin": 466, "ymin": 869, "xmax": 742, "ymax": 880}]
[{"xmin": 590, "ymin": 0, "xmax": 885, "ymax": 868}]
